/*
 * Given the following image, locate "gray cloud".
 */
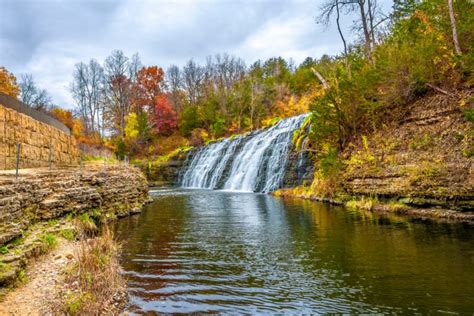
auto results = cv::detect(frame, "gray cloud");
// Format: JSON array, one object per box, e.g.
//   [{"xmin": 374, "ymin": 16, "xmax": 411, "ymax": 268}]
[
  {"xmin": 1, "ymin": 0, "xmax": 122, "ymax": 64},
  {"xmin": 0, "ymin": 0, "xmax": 380, "ymax": 108}
]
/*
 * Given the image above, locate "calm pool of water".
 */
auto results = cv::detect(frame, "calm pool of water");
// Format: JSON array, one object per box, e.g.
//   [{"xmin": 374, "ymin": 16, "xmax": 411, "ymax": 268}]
[{"xmin": 115, "ymin": 188, "xmax": 474, "ymax": 314}]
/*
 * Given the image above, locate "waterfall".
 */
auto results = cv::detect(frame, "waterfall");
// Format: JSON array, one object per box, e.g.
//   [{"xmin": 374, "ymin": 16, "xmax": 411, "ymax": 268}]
[
  {"xmin": 180, "ymin": 114, "xmax": 308, "ymax": 193},
  {"xmin": 180, "ymin": 137, "xmax": 243, "ymax": 189}
]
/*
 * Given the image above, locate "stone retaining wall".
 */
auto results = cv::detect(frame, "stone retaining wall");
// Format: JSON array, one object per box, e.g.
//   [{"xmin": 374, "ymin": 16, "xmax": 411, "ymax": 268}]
[{"xmin": 0, "ymin": 103, "xmax": 80, "ymax": 170}]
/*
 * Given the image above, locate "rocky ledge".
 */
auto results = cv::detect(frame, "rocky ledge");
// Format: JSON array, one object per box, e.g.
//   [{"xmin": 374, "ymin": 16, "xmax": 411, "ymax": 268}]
[
  {"xmin": 341, "ymin": 91, "xmax": 473, "ymax": 212},
  {"xmin": 0, "ymin": 164, "xmax": 149, "ymax": 287}
]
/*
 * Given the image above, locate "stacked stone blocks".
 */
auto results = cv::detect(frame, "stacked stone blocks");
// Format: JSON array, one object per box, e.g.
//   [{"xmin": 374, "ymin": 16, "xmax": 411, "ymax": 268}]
[{"xmin": 0, "ymin": 103, "xmax": 80, "ymax": 170}]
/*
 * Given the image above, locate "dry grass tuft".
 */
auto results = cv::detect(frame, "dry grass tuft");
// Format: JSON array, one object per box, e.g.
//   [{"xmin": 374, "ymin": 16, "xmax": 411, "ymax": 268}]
[
  {"xmin": 74, "ymin": 213, "xmax": 98, "ymax": 238},
  {"xmin": 59, "ymin": 226, "xmax": 126, "ymax": 315}
]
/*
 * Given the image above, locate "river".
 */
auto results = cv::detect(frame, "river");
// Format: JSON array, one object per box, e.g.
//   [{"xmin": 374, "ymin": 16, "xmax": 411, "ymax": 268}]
[{"xmin": 115, "ymin": 188, "xmax": 474, "ymax": 314}]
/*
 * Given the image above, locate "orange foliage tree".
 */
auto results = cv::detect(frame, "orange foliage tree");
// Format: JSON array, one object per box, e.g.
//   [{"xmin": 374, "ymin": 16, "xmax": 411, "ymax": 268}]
[
  {"xmin": 49, "ymin": 107, "xmax": 95, "ymax": 144},
  {"xmin": 133, "ymin": 66, "xmax": 177, "ymax": 136},
  {"xmin": 134, "ymin": 66, "xmax": 165, "ymax": 110},
  {"xmin": 0, "ymin": 67, "xmax": 20, "ymax": 98},
  {"xmin": 50, "ymin": 108, "xmax": 74, "ymax": 130}
]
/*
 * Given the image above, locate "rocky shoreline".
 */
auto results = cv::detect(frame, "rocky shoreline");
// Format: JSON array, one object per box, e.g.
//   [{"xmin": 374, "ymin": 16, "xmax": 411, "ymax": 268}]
[
  {"xmin": 0, "ymin": 164, "xmax": 149, "ymax": 314},
  {"xmin": 274, "ymin": 188, "xmax": 474, "ymax": 224}
]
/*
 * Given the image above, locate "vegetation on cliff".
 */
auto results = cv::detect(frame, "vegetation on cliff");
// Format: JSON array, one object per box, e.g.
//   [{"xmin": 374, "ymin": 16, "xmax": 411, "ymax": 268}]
[{"xmin": 274, "ymin": 0, "xmax": 473, "ymax": 208}]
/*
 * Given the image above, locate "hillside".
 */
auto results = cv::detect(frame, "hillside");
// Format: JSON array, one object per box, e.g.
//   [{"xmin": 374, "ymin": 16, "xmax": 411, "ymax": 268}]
[
  {"xmin": 343, "ymin": 90, "xmax": 473, "ymax": 208},
  {"xmin": 277, "ymin": 89, "xmax": 473, "ymax": 221}
]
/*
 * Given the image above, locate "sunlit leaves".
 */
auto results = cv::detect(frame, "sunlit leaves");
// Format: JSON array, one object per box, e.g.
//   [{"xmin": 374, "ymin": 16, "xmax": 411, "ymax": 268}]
[{"xmin": 0, "ymin": 67, "xmax": 20, "ymax": 98}]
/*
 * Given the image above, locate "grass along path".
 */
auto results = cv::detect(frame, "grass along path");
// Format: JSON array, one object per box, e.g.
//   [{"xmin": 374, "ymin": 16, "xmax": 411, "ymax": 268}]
[
  {"xmin": 0, "ymin": 228, "xmax": 127, "ymax": 315},
  {"xmin": 0, "ymin": 239, "xmax": 77, "ymax": 315}
]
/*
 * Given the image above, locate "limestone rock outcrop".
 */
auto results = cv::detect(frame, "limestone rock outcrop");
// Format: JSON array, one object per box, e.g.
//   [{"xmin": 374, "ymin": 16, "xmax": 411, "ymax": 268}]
[
  {"xmin": 341, "ymin": 91, "xmax": 473, "ymax": 210},
  {"xmin": 0, "ymin": 164, "xmax": 148, "ymax": 247}
]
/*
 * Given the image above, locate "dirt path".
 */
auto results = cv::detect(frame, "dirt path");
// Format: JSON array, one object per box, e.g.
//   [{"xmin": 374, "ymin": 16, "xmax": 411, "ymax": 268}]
[{"xmin": 0, "ymin": 240, "xmax": 77, "ymax": 316}]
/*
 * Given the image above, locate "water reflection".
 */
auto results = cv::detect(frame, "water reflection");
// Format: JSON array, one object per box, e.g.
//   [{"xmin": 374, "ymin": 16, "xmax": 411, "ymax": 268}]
[{"xmin": 115, "ymin": 189, "xmax": 474, "ymax": 314}]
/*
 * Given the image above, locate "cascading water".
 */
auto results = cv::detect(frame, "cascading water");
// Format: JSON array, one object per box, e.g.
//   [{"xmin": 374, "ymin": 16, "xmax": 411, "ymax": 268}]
[
  {"xmin": 180, "ymin": 114, "xmax": 308, "ymax": 193},
  {"xmin": 180, "ymin": 137, "xmax": 243, "ymax": 189}
]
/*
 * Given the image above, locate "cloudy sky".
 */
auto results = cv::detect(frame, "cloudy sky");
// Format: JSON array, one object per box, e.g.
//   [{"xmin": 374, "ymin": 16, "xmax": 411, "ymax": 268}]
[{"xmin": 0, "ymin": 0, "xmax": 383, "ymax": 108}]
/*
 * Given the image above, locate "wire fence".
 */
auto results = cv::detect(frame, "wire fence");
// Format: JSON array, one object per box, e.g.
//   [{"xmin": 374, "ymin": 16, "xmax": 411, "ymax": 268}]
[
  {"xmin": 0, "ymin": 92, "xmax": 71, "ymax": 135},
  {"xmin": 0, "ymin": 142, "xmax": 78, "ymax": 175},
  {"xmin": 0, "ymin": 94, "xmax": 136, "ymax": 177},
  {"xmin": 1, "ymin": 142, "xmax": 130, "ymax": 179}
]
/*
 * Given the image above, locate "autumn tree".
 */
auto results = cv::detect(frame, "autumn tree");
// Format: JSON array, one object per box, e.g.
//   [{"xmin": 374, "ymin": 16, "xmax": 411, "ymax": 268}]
[
  {"xmin": 102, "ymin": 50, "xmax": 141, "ymax": 137},
  {"xmin": 0, "ymin": 67, "xmax": 20, "ymax": 98},
  {"xmin": 50, "ymin": 107, "xmax": 74, "ymax": 130},
  {"xmin": 124, "ymin": 112, "xmax": 139, "ymax": 141},
  {"xmin": 134, "ymin": 66, "xmax": 165, "ymax": 111},
  {"xmin": 49, "ymin": 107, "xmax": 87, "ymax": 144},
  {"xmin": 131, "ymin": 65, "xmax": 167, "ymax": 146},
  {"xmin": 154, "ymin": 95, "xmax": 177, "ymax": 135}
]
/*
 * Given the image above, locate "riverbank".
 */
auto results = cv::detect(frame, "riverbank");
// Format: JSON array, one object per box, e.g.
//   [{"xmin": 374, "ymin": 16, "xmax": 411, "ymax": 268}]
[
  {"xmin": 0, "ymin": 228, "xmax": 126, "ymax": 315},
  {"xmin": 0, "ymin": 164, "xmax": 149, "ymax": 313},
  {"xmin": 274, "ymin": 188, "xmax": 474, "ymax": 224}
]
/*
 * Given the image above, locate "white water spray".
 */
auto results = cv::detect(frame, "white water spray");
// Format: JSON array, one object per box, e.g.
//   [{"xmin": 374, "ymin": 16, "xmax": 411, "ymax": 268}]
[{"xmin": 180, "ymin": 114, "xmax": 308, "ymax": 192}]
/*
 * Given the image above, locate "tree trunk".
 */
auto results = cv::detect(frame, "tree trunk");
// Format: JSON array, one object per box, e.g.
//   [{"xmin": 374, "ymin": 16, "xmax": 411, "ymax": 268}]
[
  {"xmin": 311, "ymin": 68, "xmax": 330, "ymax": 90},
  {"xmin": 447, "ymin": 0, "xmax": 462, "ymax": 54},
  {"xmin": 367, "ymin": 0, "xmax": 376, "ymax": 48},
  {"xmin": 358, "ymin": 0, "xmax": 373, "ymax": 62},
  {"xmin": 335, "ymin": 0, "xmax": 348, "ymax": 57}
]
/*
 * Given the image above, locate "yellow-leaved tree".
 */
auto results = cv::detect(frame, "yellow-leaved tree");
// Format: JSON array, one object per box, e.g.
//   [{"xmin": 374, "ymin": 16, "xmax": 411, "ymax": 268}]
[
  {"xmin": 124, "ymin": 112, "xmax": 139, "ymax": 141},
  {"xmin": 0, "ymin": 67, "xmax": 20, "ymax": 98}
]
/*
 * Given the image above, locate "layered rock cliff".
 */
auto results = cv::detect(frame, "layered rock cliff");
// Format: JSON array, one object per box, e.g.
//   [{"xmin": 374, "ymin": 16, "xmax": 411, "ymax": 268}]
[
  {"xmin": 0, "ymin": 164, "xmax": 148, "ymax": 286},
  {"xmin": 341, "ymin": 91, "xmax": 473, "ymax": 211},
  {"xmin": 275, "ymin": 90, "xmax": 473, "ymax": 221}
]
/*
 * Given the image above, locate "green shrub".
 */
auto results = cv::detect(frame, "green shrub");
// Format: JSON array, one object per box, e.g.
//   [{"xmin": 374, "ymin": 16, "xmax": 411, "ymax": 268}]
[
  {"xmin": 47, "ymin": 219, "xmax": 59, "ymax": 227},
  {"xmin": 180, "ymin": 105, "xmax": 201, "ymax": 136},
  {"xmin": 61, "ymin": 229, "xmax": 77, "ymax": 241},
  {"xmin": 16, "ymin": 269, "xmax": 28, "ymax": 284},
  {"xmin": 40, "ymin": 233, "xmax": 58, "ymax": 253},
  {"xmin": 210, "ymin": 117, "xmax": 226, "ymax": 137},
  {"xmin": 113, "ymin": 137, "xmax": 127, "ymax": 160},
  {"xmin": 64, "ymin": 292, "xmax": 92, "ymax": 316},
  {"xmin": 75, "ymin": 213, "xmax": 98, "ymax": 237},
  {"xmin": 0, "ymin": 262, "xmax": 11, "ymax": 273},
  {"xmin": 464, "ymin": 108, "xmax": 474, "ymax": 123},
  {"xmin": 0, "ymin": 246, "xmax": 9, "ymax": 255}
]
